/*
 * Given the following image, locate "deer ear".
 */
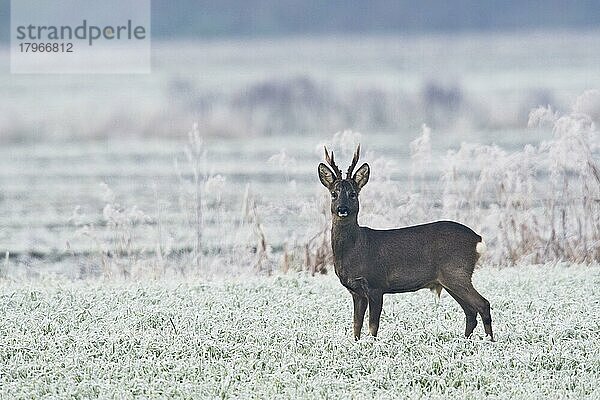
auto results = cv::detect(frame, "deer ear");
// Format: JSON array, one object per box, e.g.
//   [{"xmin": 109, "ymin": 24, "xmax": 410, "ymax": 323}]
[
  {"xmin": 318, "ymin": 163, "xmax": 336, "ymax": 189},
  {"xmin": 353, "ymin": 163, "xmax": 370, "ymax": 190}
]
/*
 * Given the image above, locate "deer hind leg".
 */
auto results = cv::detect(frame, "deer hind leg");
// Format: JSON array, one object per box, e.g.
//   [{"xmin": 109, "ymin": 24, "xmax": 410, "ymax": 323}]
[
  {"xmin": 367, "ymin": 291, "xmax": 384, "ymax": 337},
  {"xmin": 444, "ymin": 287, "xmax": 478, "ymax": 338},
  {"xmin": 351, "ymin": 292, "xmax": 368, "ymax": 340},
  {"xmin": 442, "ymin": 279, "xmax": 493, "ymax": 341},
  {"xmin": 474, "ymin": 290, "xmax": 493, "ymax": 341}
]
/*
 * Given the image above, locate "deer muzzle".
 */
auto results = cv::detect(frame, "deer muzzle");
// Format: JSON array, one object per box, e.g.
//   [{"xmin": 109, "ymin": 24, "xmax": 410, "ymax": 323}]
[{"xmin": 337, "ymin": 206, "xmax": 349, "ymax": 217}]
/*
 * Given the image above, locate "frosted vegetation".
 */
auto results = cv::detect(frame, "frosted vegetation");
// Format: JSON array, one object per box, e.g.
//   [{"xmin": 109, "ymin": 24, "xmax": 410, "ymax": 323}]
[
  {"xmin": 0, "ymin": 266, "xmax": 598, "ymax": 398},
  {"xmin": 1, "ymin": 91, "xmax": 599, "ymax": 279}
]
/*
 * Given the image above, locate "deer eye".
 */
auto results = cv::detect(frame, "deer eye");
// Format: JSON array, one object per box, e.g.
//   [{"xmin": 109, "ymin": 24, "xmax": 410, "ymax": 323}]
[
  {"xmin": 331, "ymin": 192, "xmax": 338, "ymax": 199},
  {"xmin": 349, "ymin": 192, "xmax": 357, "ymax": 199}
]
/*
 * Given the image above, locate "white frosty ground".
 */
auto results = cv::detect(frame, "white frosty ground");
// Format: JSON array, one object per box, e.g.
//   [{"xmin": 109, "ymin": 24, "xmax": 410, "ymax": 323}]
[{"xmin": 0, "ymin": 265, "xmax": 598, "ymax": 399}]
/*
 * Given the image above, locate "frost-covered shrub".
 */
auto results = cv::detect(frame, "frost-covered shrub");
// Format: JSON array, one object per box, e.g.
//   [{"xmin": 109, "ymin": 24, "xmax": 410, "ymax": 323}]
[
  {"xmin": 425, "ymin": 95, "xmax": 598, "ymax": 265},
  {"xmin": 432, "ymin": 93, "xmax": 598, "ymax": 265}
]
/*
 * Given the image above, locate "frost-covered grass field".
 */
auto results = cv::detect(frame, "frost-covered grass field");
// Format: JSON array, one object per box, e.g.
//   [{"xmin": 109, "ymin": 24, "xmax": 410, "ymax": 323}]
[{"xmin": 1, "ymin": 265, "xmax": 598, "ymax": 399}]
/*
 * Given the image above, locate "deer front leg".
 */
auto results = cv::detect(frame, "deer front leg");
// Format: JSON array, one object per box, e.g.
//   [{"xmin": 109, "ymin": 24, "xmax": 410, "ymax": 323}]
[
  {"xmin": 368, "ymin": 291, "xmax": 384, "ymax": 337},
  {"xmin": 352, "ymin": 293, "xmax": 368, "ymax": 340}
]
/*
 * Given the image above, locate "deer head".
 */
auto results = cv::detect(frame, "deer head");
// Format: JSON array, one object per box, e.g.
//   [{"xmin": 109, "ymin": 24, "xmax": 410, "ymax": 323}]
[{"xmin": 318, "ymin": 145, "xmax": 370, "ymax": 221}]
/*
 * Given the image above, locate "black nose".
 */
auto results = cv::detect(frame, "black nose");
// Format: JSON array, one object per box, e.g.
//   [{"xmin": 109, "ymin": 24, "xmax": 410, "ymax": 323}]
[{"xmin": 337, "ymin": 206, "xmax": 349, "ymax": 215}]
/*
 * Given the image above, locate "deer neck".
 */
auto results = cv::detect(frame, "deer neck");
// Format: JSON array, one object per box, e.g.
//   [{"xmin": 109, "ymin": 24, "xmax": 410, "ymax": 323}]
[{"xmin": 331, "ymin": 216, "xmax": 360, "ymax": 258}]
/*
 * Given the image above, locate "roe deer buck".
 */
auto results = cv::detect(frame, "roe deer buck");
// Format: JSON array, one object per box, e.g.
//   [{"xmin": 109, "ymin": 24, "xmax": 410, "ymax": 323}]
[{"xmin": 318, "ymin": 145, "xmax": 493, "ymax": 341}]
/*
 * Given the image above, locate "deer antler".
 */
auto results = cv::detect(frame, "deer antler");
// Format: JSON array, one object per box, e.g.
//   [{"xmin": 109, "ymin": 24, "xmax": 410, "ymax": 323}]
[
  {"xmin": 346, "ymin": 144, "xmax": 361, "ymax": 179},
  {"xmin": 324, "ymin": 146, "xmax": 343, "ymax": 180}
]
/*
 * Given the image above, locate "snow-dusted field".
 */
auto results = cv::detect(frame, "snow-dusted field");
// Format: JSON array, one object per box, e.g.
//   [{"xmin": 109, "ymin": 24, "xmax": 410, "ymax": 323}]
[{"xmin": 1, "ymin": 265, "xmax": 598, "ymax": 399}]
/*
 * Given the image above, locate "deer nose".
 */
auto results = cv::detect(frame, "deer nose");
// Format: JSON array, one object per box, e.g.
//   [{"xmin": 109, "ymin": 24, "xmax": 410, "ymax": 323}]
[{"xmin": 337, "ymin": 206, "xmax": 349, "ymax": 217}]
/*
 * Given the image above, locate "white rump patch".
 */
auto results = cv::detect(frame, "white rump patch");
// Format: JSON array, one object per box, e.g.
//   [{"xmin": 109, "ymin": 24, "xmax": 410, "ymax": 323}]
[{"xmin": 476, "ymin": 240, "xmax": 487, "ymax": 255}]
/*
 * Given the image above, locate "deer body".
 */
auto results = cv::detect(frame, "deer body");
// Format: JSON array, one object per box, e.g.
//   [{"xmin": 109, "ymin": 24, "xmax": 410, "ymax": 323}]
[
  {"xmin": 319, "ymin": 146, "xmax": 493, "ymax": 341},
  {"xmin": 333, "ymin": 221, "xmax": 480, "ymax": 294}
]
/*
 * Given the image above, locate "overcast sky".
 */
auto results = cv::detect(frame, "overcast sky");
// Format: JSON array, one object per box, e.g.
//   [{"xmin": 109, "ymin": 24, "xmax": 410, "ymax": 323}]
[{"xmin": 1, "ymin": 0, "xmax": 599, "ymax": 42}]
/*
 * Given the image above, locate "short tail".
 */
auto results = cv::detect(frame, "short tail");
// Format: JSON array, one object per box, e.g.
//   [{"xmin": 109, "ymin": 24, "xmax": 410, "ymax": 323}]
[{"xmin": 476, "ymin": 240, "xmax": 487, "ymax": 255}]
